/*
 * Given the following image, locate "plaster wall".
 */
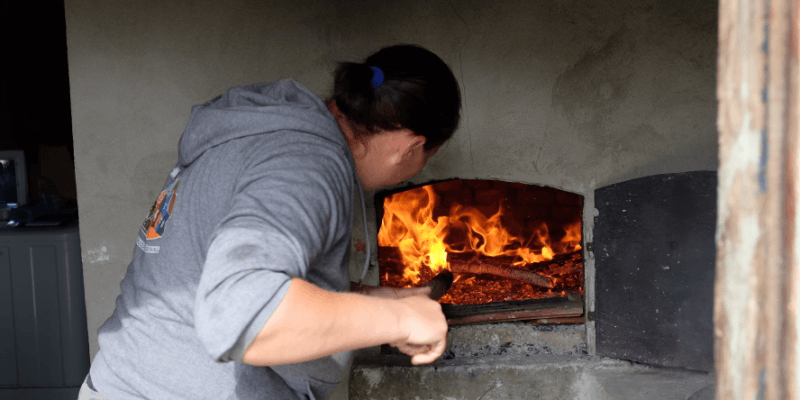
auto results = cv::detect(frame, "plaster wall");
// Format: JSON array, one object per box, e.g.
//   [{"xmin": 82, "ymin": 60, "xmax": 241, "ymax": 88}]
[{"xmin": 65, "ymin": 0, "xmax": 718, "ymax": 397}]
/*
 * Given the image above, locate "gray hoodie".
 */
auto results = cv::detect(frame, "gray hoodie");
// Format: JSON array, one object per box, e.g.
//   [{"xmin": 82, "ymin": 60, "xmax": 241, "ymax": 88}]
[{"xmin": 90, "ymin": 79, "xmax": 357, "ymax": 400}]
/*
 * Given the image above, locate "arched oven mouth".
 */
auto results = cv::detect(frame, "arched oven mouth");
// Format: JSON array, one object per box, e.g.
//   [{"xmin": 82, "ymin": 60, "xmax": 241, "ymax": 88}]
[{"xmin": 375, "ymin": 178, "xmax": 585, "ymax": 326}]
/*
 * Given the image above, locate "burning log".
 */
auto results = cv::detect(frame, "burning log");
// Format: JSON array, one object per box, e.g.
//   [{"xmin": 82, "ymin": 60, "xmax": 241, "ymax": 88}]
[{"xmin": 448, "ymin": 258, "xmax": 555, "ymax": 289}]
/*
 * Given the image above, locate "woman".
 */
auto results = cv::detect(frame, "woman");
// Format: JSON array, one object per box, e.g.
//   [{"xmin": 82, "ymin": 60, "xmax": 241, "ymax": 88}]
[{"xmin": 80, "ymin": 44, "xmax": 461, "ymax": 400}]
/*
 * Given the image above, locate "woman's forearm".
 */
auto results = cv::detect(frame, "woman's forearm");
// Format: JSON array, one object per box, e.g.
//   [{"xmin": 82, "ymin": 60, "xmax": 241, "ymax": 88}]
[{"xmin": 241, "ymin": 278, "xmax": 447, "ymax": 366}]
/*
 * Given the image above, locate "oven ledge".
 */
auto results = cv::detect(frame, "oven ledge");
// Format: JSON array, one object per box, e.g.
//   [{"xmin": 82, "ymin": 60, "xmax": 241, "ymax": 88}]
[{"xmin": 350, "ymin": 354, "xmax": 713, "ymax": 400}]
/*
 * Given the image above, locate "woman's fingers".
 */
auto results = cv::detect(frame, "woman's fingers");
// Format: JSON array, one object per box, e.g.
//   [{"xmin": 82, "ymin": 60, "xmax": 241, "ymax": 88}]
[
  {"xmin": 391, "ymin": 294, "xmax": 448, "ymax": 363},
  {"xmin": 392, "ymin": 340, "xmax": 445, "ymax": 365},
  {"xmin": 410, "ymin": 339, "xmax": 446, "ymax": 365},
  {"xmin": 392, "ymin": 343, "xmax": 431, "ymax": 356}
]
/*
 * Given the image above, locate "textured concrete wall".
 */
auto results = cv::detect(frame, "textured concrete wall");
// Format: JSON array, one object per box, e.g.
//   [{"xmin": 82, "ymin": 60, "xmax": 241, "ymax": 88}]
[
  {"xmin": 65, "ymin": 0, "xmax": 718, "ymax": 397},
  {"xmin": 386, "ymin": 0, "xmax": 719, "ymax": 191}
]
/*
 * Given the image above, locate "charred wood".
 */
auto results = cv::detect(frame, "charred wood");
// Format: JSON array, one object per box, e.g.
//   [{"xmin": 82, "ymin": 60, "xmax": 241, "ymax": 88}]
[{"xmin": 448, "ymin": 258, "xmax": 554, "ymax": 288}]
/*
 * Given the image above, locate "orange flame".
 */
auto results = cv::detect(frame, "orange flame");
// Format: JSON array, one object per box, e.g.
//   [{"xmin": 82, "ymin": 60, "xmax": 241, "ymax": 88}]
[{"xmin": 378, "ymin": 184, "xmax": 582, "ymax": 288}]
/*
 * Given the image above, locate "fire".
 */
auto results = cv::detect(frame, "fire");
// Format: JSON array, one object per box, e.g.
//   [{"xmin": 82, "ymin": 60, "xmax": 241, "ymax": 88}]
[{"xmin": 378, "ymin": 182, "xmax": 583, "ymax": 304}]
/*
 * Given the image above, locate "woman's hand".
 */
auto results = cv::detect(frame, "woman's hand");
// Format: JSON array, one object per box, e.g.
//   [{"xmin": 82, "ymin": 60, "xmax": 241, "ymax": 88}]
[
  {"xmin": 389, "ymin": 293, "xmax": 449, "ymax": 364},
  {"xmin": 352, "ymin": 283, "xmax": 447, "ymax": 363}
]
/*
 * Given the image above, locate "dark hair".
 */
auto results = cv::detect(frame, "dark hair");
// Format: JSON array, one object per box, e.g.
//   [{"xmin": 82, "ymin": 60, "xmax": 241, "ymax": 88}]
[{"xmin": 333, "ymin": 44, "xmax": 461, "ymax": 151}]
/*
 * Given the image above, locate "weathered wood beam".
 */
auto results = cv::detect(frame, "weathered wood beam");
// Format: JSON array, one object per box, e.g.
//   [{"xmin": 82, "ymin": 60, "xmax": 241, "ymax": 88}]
[{"xmin": 716, "ymin": 0, "xmax": 799, "ymax": 397}]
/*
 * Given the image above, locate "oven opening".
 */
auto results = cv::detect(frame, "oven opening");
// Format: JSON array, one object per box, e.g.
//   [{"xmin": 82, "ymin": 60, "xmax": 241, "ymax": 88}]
[{"xmin": 376, "ymin": 179, "xmax": 585, "ymax": 324}]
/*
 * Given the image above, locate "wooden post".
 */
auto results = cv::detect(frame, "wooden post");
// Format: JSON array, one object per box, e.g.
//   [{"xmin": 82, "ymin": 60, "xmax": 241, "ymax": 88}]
[{"xmin": 716, "ymin": 0, "xmax": 799, "ymax": 398}]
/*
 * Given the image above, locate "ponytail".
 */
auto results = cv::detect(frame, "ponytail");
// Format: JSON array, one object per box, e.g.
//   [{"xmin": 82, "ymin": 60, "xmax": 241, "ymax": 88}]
[{"xmin": 332, "ymin": 45, "xmax": 461, "ymax": 151}]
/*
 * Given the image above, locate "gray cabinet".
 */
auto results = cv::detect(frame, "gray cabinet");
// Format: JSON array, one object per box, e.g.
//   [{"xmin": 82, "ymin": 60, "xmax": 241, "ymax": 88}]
[{"xmin": 0, "ymin": 223, "xmax": 89, "ymax": 399}]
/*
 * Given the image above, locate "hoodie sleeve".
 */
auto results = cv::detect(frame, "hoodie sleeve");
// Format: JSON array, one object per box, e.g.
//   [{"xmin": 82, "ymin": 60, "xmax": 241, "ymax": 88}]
[{"xmin": 193, "ymin": 134, "xmax": 353, "ymax": 362}]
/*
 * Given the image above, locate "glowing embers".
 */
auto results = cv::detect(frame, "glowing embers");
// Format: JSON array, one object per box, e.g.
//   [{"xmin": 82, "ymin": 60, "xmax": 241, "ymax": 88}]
[{"xmin": 377, "ymin": 179, "xmax": 584, "ymax": 305}]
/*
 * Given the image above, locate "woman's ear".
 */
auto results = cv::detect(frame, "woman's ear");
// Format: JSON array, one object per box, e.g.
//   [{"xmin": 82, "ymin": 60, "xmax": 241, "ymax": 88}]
[
  {"xmin": 411, "ymin": 135, "xmax": 426, "ymax": 149},
  {"xmin": 402, "ymin": 134, "xmax": 427, "ymax": 159},
  {"xmin": 327, "ymin": 99, "xmax": 343, "ymax": 118},
  {"xmin": 402, "ymin": 133, "xmax": 426, "ymax": 155}
]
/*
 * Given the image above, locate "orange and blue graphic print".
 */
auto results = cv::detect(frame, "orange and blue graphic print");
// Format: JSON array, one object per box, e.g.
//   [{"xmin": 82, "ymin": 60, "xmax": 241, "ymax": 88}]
[{"xmin": 141, "ymin": 179, "xmax": 180, "ymax": 240}]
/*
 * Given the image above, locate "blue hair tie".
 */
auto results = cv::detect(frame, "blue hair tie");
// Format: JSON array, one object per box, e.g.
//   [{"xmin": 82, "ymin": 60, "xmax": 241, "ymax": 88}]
[{"xmin": 370, "ymin": 66, "xmax": 384, "ymax": 89}]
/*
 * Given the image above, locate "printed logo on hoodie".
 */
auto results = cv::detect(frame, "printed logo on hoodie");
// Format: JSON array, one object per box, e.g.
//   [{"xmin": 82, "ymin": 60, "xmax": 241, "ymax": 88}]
[{"xmin": 141, "ymin": 179, "xmax": 180, "ymax": 240}]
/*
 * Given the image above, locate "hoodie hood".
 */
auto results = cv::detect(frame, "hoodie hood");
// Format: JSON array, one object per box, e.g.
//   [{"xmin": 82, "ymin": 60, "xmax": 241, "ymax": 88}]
[
  {"xmin": 178, "ymin": 79, "xmax": 351, "ymax": 170},
  {"xmin": 177, "ymin": 78, "xmax": 373, "ymax": 281}
]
